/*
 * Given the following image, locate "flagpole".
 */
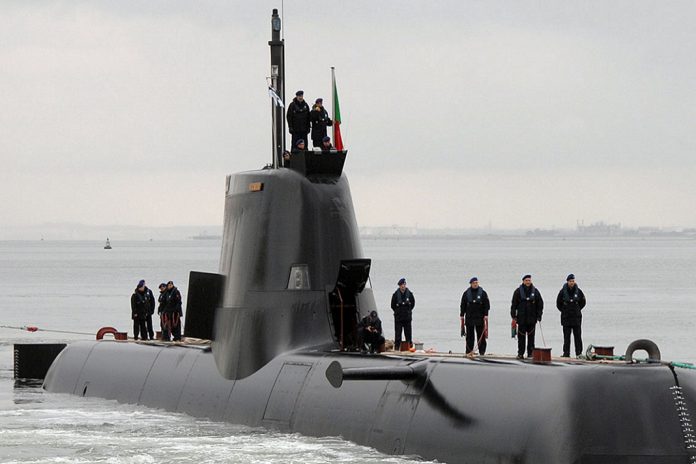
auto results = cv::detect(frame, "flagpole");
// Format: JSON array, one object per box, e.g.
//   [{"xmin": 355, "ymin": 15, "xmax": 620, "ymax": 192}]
[{"xmin": 331, "ymin": 67, "xmax": 344, "ymax": 151}]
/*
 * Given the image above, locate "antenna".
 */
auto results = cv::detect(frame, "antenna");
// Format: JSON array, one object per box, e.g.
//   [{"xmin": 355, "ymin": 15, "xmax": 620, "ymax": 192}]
[{"xmin": 269, "ymin": 8, "xmax": 286, "ymax": 168}]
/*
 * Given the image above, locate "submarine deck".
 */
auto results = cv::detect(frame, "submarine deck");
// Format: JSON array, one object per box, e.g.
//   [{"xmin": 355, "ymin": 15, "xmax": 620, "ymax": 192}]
[{"xmin": 115, "ymin": 338, "xmax": 672, "ymax": 366}]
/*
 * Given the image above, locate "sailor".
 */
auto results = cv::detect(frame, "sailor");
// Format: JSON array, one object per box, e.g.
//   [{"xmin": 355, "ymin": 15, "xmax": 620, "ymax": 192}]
[
  {"xmin": 157, "ymin": 282, "xmax": 167, "ymax": 334},
  {"xmin": 510, "ymin": 274, "xmax": 544, "ymax": 359},
  {"xmin": 161, "ymin": 280, "xmax": 183, "ymax": 341},
  {"xmin": 292, "ymin": 139, "xmax": 307, "ymax": 152},
  {"xmin": 144, "ymin": 282, "xmax": 156, "ymax": 340},
  {"xmin": 287, "ymin": 90, "xmax": 311, "ymax": 150},
  {"xmin": 130, "ymin": 280, "xmax": 154, "ymax": 341},
  {"xmin": 460, "ymin": 277, "xmax": 490, "ymax": 355},
  {"xmin": 556, "ymin": 274, "xmax": 587, "ymax": 357},
  {"xmin": 282, "ymin": 150, "xmax": 291, "ymax": 166},
  {"xmin": 309, "ymin": 97, "xmax": 332, "ymax": 148},
  {"xmin": 391, "ymin": 277, "xmax": 415, "ymax": 350},
  {"xmin": 357, "ymin": 310, "xmax": 385, "ymax": 353},
  {"xmin": 320, "ymin": 136, "xmax": 333, "ymax": 151}
]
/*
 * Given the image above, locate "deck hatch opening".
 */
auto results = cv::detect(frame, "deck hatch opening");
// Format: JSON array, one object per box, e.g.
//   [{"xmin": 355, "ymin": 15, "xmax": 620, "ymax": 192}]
[{"xmin": 328, "ymin": 259, "xmax": 371, "ymax": 350}]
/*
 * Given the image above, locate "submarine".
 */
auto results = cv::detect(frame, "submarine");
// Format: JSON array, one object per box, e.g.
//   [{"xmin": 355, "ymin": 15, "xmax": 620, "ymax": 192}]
[{"xmin": 36, "ymin": 9, "xmax": 696, "ymax": 463}]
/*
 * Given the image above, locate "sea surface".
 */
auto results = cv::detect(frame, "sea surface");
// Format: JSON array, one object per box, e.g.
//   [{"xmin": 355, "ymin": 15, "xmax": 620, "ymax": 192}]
[{"xmin": 1, "ymin": 237, "xmax": 695, "ymax": 463}]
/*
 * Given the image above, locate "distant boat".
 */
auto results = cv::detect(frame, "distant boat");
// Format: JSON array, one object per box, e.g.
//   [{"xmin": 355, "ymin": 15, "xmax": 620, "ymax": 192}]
[{"xmin": 103, "ymin": 238, "xmax": 112, "ymax": 249}]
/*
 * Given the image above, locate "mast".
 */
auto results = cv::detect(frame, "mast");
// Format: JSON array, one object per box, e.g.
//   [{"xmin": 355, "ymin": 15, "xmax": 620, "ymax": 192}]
[{"xmin": 269, "ymin": 8, "xmax": 285, "ymax": 168}]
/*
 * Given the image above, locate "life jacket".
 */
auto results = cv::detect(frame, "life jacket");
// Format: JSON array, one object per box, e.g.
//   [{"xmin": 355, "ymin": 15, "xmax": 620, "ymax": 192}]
[
  {"xmin": 518, "ymin": 285, "xmax": 537, "ymax": 303},
  {"xmin": 464, "ymin": 287, "xmax": 487, "ymax": 323},
  {"xmin": 395, "ymin": 289, "xmax": 413, "ymax": 307},
  {"xmin": 466, "ymin": 287, "xmax": 484, "ymax": 305},
  {"xmin": 134, "ymin": 289, "xmax": 151, "ymax": 307},
  {"xmin": 562, "ymin": 284, "xmax": 580, "ymax": 304}
]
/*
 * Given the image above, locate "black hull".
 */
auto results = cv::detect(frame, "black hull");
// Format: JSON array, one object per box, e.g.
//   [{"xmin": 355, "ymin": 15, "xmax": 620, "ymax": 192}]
[{"xmin": 44, "ymin": 341, "xmax": 696, "ymax": 463}]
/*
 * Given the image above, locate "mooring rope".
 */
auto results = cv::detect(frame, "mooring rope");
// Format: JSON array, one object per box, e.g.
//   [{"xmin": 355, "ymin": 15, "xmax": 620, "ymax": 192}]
[
  {"xmin": 538, "ymin": 321, "xmax": 547, "ymax": 347},
  {"xmin": 584, "ymin": 344, "xmax": 696, "ymax": 368},
  {"xmin": 0, "ymin": 324, "xmax": 94, "ymax": 336}
]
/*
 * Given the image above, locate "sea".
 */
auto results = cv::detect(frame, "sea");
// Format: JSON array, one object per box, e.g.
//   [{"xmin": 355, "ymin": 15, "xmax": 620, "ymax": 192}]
[{"xmin": 1, "ymin": 237, "xmax": 695, "ymax": 463}]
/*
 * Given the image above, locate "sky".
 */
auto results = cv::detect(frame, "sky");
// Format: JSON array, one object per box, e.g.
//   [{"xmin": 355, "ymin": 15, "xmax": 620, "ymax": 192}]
[{"xmin": 1, "ymin": 0, "xmax": 695, "ymax": 234}]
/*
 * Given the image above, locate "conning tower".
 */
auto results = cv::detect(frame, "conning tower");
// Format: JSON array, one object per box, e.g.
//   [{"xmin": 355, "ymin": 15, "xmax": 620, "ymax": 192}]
[{"xmin": 212, "ymin": 10, "xmax": 373, "ymax": 380}]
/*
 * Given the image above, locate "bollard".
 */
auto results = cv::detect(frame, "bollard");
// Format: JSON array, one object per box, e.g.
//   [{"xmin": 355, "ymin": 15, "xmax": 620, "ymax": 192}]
[
  {"xmin": 594, "ymin": 346, "xmax": 615, "ymax": 357},
  {"xmin": 533, "ymin": 347, "xmax": 552, "ymax": 363}
]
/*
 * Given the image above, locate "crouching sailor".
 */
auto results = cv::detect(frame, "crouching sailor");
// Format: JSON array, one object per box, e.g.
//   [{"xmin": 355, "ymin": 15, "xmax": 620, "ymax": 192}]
[
  {"xmin": 357, "ymin": 310, "xmax": 385, "ymax": 353},
  {"xmin": 161, "ymin": 280, "xmax": 183, "ymax": 341},
  {"xmin": 556, "ymin": 273, "xmax": 586, "ymax": 357},
  {"xmin": 460, "ymin": 277, "xmax": 490, "ymax": 355}
]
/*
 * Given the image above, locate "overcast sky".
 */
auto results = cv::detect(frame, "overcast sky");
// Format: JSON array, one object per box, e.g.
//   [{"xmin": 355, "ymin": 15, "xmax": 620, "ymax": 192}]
[{"xmin": 2, "ymin": 0, "xmax": 695, "ymax": 232}]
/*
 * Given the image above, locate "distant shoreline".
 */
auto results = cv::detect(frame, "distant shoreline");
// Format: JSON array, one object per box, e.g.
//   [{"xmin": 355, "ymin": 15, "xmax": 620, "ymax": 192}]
[{"xmin": 1, "ymin": 234, "xmax": 694, "ymax": 243}]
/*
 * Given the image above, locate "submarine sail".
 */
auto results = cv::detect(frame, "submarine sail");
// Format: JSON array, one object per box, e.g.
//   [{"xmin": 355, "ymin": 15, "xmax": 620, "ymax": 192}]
[{"xmin": 39, "ymin": 9, "xmax": 696, "ymax": 464}]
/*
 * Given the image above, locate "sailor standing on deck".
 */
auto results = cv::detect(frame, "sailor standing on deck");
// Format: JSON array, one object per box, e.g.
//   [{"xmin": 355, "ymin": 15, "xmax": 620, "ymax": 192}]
[
  {"xmin": 391, "ymin": 278, "xmax": 415, "ymax": 350},
  {"xmin": 511, "ymin": 275, "xmax": 544, "ymax": 359},
  {"xmin": 161, "ymin": 280, "xmax": 183, "ymax": 342},
  {"xmin": 460, "ymin": 277, "xmax": 490, "ymax": 355},
  {"xmin": 287, "ymin": 90, "xmax": 311, "ymax": 150},
  {"xmin": 157, "ymin": 282, "xmax": 167, "ymax": 334},
  {"xmin": 131, "ymin": 280, "xmax": 154, "ymax": 340},
  {"xmin": 144, "ymin": 282, "xmax": 156, "ymax": 340},
  {"xmin": 309, "ymin": 97, "xmax": 332, "ymax": 148},
  {"xmin": 556, "ymin": 274, "xmax": 586, "ymax": 358}
]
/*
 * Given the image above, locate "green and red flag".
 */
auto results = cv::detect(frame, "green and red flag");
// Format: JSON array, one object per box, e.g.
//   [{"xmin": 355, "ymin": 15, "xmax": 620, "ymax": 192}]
[{"xmin": 331, "ymin": 67, "xmax": 344, "ymax": 150}]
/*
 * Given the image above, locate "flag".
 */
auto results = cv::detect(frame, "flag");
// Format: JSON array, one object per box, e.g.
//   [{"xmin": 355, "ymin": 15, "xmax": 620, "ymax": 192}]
[
  {"xmin": 268, "ymin": 86, "xmax": 284, "ymax": 108},
  {"xmin": 331, "ymin": 68, "xmax": 344, "ymax": 150}
]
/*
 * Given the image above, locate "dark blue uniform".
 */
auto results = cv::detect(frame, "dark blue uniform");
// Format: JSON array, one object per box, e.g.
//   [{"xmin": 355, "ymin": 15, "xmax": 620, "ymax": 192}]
[
  {"xmin": 460, "ymin": 287, "xmax": 490, "ymax": 355},
  {"xmin": 131, "ymin": 287, "xmax": 155, "ymax": 340},
  {"xmin": 391, "ymin": 288, "xmax": 415, "ymax": 349},
  {"xmin": 511, "ymin": 284, "xmax": 544, "ymax": 357},
  {"xmin": 556, "ymin": 283, "xmax": 587, "ymax": 356},
  {"xmin": 161, "ymin": 285, "xmax": 183, "ymax": 341}
]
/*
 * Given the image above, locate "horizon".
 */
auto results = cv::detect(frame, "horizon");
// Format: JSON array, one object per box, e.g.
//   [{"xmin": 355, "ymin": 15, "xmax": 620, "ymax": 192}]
[{"xmin": 2, "ymin": 220, "xmax": 695, "ymax": 241}]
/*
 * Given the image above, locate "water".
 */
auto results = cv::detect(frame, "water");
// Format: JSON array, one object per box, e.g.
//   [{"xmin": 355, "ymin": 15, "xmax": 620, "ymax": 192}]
[{"xmin": 1, "ymin": 237, "xmax": 695, "ymax": 462}]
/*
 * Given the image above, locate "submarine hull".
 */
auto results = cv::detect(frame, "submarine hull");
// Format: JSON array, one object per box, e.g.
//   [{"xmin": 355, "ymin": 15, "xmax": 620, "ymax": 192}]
[{"xmin": 44, "ymin": 341, "xmax": 696, "ymax": 463}]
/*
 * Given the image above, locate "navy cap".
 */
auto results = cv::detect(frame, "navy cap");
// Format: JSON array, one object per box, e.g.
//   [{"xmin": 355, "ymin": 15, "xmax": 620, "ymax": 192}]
[
  {"xmin": 296, "ymin": 139, "xmax": 305, "ymax": 146},
  {"xmin": 566, "ymin": 273, "xmax": 575, "ymax": 281},
  {"xmin": 137, "ymin": 279, "xmax": 145, "ymax": 287},
  {"xmin": 315, "ymin": 98, "xmax": 323, "ymax": 103},
  {"xmin": 295, "ymin": 90, "xmax": 304, "ymax": 96},
  {"xmin": 322, "ymin": 136, "xmax": 331, "ymax": 142},
  {"xmin": 398, "ymin": 278, "xmax": 406, "ymax": 285},
  {"xmin": 167, "ymin": 280, "xmax": 174, "ymax": 285},
  {"xmin": 469, "ymin": 277, "xmax": 478, "ymax": 284},
  {"xmin": 158, "ymin": 283, "xmax": 167, "ymax": 289},
  {"xmin": 522, "ymin": 274, "xmax": 532, "ymax": 280}
]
